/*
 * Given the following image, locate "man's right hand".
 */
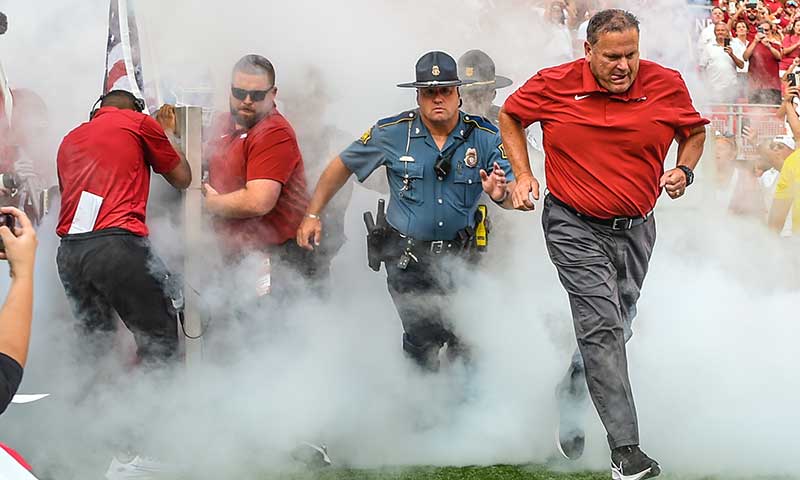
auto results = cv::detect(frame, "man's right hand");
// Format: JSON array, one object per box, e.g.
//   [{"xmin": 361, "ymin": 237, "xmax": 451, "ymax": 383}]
[
  {"xmin": 511, "ymin": 174, "xmax": 540, "ymax": 211},
  {"xmin": 156, "ymin": 104, "xmax": 177, "ymax": 135},
  {"xmin": 297, "ymin": 216, "xmax": 322, "ymax": 251},
  {"xmin": 0, "ymin": 207, "xmax": 37, "ymax": 280}
]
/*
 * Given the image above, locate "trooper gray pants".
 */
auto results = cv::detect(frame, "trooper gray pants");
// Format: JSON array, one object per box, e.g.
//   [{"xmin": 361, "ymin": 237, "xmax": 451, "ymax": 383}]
[{"xmin": 542, "ymin": 195, "xmax": 656, "ymax": 449}]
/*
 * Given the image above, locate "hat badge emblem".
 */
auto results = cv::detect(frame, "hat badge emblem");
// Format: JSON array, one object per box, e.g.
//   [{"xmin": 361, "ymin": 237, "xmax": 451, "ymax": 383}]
[
  {"xmin": 465, "ymin": 67, "xmax": 474, "ymax": 77},
  {"xmin": 432, "ymin": 65, "xmax": 440, "ymax": 76}
]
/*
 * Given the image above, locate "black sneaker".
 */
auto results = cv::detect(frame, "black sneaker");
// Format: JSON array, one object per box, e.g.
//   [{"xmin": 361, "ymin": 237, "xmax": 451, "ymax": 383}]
[{"xmin": 611, "ymin": 445, "xmax": 661, "ymax": 480}]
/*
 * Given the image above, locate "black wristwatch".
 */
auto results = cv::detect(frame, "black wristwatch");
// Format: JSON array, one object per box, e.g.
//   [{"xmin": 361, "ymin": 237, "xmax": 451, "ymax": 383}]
[{"xmin": 677, "ymin": 165, "xmax": 694, "ymax": 187}]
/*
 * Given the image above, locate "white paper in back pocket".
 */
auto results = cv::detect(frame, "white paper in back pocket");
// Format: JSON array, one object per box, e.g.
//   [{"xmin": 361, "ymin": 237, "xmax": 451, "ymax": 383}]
[{"xmin": 68, "ymin": 191, "xmax": 103, "ymax": 235}]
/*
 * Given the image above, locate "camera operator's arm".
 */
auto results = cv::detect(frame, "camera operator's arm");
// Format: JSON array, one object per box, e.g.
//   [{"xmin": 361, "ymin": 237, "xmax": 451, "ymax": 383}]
[{"xmin": 0, "ymin": 207, "xmax": 37, "ymax": 413}]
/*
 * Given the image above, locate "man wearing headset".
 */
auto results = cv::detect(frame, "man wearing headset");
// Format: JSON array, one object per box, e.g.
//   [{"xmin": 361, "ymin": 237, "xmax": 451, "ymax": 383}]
[
  {"xmin": 297, "ymin": 51, "xmax": 515, "ymax": 372},
  {"xmin": 55, "ymin": 89, "xmax": 191, "ymax": 368}
]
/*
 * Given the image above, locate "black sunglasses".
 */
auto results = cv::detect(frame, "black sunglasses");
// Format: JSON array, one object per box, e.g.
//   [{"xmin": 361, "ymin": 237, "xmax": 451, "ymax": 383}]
[{"xmin": 231, "ymin": 86, "xmax": 274, "ymax": 102}]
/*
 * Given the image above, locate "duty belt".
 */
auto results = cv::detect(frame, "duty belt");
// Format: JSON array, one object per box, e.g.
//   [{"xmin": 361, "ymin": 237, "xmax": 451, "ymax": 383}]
[
  {"xmin": 548, "ymin": 194, "xmax": 652, "ymax": 231},
  {"xmin": 392, "ymin": 229, "xmax": 469, "ymax": 256}
]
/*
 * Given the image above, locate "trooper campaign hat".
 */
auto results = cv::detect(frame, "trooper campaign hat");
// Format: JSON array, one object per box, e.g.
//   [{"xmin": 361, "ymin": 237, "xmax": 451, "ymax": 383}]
[
  {"xmin": 397, "ymin": 51, "xmax": 475, "ymax": 88},
  {"xmin": 457, "ymin": 49, "xmax": 513, "ymax": 89}
]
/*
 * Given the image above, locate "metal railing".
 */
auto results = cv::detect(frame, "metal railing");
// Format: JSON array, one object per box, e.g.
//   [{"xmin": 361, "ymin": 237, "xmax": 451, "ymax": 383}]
[{"xmin": 704, "ymin": 103, "xmax": 789, "ymax": 160}]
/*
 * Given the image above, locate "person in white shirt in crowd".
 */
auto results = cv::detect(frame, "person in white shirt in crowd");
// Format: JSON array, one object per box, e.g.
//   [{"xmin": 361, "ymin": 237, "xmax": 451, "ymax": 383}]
[
  {"xmin": 700, "ymin": 7, "xmax": 727, "ymax": 47},
  {"xmin": 732, "ymin": 20, "xmax": 751, "ymax": 97},
  {"xmin": 702, "ymin": 23, "xmax": 745, "ymax": 103}
]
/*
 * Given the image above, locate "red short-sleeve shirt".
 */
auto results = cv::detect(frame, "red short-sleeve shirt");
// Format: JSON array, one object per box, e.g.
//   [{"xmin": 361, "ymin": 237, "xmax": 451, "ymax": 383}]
[
  {"xmin": 206, "ymin": 109, "xmax": 308, "ymax": 254},
  {"xmin": 748, "ymin": 40, "xmax": 783, "ymax": 91},
  {"xmin": 503, "ymin": 59, "xmax": 709, "ymax": 219},
  {"xmin": 56, "ymin": 107, "xmax": 180, "ymax": 237}
]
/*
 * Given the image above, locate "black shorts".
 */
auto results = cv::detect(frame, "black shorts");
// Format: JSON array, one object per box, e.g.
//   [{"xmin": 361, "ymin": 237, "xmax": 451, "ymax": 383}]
[{"xmin": 56, "ymin": 228, "xmax": 178, "ymax": 366}]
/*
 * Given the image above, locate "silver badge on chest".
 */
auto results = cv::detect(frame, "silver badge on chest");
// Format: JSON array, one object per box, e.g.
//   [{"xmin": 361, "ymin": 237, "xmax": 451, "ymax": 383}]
[{"xmin": 464, "ymin": 147, "xmax": 478, "ymax": 168}]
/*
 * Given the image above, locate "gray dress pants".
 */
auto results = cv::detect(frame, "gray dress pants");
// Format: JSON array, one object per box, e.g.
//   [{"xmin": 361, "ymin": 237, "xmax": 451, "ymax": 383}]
[{"xmin": 542, "ymin": 194, "xmax": 656, "ymax": 449}]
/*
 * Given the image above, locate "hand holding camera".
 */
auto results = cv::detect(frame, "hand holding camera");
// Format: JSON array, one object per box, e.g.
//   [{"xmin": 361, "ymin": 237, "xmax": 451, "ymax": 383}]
[
  {"xmin": 0, "ymin": 207, "xmax": 36, "ymax": 280},
  {"xmin": 785, "ymin": 85, "xmax": 800, "ymax": 103}
]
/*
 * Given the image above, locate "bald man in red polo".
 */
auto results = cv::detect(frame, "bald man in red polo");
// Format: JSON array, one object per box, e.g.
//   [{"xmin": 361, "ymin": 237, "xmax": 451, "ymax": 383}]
[{"xmin": 499, "ymin": 9, "xmax": 707, "ymax": 480}]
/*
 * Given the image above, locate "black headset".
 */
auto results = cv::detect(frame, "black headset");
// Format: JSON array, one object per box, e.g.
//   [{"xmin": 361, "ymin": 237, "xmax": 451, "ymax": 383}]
[{"xmin": 89, "ymin": 90, "xmax": 145, "ymax": 120}]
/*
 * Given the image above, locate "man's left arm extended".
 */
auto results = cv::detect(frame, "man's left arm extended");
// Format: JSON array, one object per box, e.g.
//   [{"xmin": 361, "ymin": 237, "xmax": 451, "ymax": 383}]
[{"xmin": 204, "ymin": 179, "xmax": 282, "ymax": 218}]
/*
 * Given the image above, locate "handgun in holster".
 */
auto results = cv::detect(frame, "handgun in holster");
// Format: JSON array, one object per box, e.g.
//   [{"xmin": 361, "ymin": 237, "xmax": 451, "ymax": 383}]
[{"xmin": 363, "ymin": 198, "xmax": 390, "ymax": 272}]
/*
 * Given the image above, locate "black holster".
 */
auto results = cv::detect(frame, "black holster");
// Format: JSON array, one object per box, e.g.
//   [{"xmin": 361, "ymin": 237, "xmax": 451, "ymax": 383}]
[{"xmin": 363, "ymin": 199, "xmax": 390, "ymax": 272}]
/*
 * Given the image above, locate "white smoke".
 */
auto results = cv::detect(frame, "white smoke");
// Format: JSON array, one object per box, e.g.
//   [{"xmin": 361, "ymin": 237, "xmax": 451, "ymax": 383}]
[{"xmin": 0, "ymin": 0, "xmax": 797, "ymax": 479}]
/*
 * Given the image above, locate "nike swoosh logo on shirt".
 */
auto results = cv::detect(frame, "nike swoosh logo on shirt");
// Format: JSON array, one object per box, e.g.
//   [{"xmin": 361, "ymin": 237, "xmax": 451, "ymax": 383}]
[{"xmin": 574, "ymin": 94, "xmax": 591, "ymax": 101}]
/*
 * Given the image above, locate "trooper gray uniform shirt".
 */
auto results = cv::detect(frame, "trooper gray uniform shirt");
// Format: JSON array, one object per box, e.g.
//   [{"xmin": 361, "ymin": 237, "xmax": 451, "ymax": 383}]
[{"xmin": 340, "ymin": 109, "xmax": 513, "ymax": 241}]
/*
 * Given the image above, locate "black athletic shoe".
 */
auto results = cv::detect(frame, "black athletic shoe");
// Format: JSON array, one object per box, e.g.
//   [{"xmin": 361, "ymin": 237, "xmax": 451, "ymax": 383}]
[
  {"xmin": 611, "ymin": 445, "xmax": 661, "ymax": 480},
  {"xmin": 556, "ymin": 424, "xmax": 585, "ymax": 460}
]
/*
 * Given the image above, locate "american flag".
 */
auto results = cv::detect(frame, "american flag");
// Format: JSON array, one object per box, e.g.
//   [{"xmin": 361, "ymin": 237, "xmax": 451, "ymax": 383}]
[{"xmin": 103, "ymin": 0, "xmax": 147, "ymax": 110}]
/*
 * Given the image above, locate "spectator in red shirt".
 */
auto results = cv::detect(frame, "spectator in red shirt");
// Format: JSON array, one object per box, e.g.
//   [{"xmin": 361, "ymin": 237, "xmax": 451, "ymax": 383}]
[
  {"xmin": 56, "ymin": 91, "xmax": 191, "ymax": 368},
  {"xmin": 781, "ymin": 18, "xmax": 800, "ymax": 74},
  {"xmin": 779, "ymin": 0, "xmax": 798, "ymax": 30},
  {"xmin": 204, "ymin": 55, "xmax": 312, "ymax": 299},
  {"xmin": 764, "ymin": 0, "xmax": 784, "ymax": 14},
  {"xmin": 729, "ymin": 2, "xmax": 763, "ymax": 40},
  {"xmin": 499, "ymin": 8, "xmax": 707, "ymax": 476},
  {"xmin": 745, "ymin": 21, "xmax": 784, "ymax": 103}
]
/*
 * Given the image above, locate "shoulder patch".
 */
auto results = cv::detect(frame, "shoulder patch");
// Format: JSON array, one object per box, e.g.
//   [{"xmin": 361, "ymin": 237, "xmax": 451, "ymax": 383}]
[
  {"xmin": 377, "ymin": 110, "xmax": 416, "ymax": 129},
  {"xmin": 463, "ymin": 114, "xmax": 498, "ymax": 134},
  {"xmin": 359, "ymin": 126, "xmax": 372, "ymax": 145}
]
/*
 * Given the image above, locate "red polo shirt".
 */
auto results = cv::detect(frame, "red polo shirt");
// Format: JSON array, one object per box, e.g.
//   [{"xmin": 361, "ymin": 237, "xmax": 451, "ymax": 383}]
[
  {"xmin": 206, "ymin": 109, "xmax": 308, "ymax": 255},
  {"xmin": 503, "ymin": 59, "xmax": 708, "ymax": 219},
  {"xmin": 56, "ymin": 107, "xmax": 180, "ymax": 237}
]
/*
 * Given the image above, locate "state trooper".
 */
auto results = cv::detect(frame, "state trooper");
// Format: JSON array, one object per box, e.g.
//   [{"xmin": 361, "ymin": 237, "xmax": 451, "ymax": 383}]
[
  {"xmin": 297, "ymin": 51, "xmax": 515, "ymax": 372},
  {"xmin": 457, "ymin": 49, "xmax": 514, "ymax": 127},
  {"xmin": 458, "ymin": 49, "xmax": 544, "ymax": 153}
]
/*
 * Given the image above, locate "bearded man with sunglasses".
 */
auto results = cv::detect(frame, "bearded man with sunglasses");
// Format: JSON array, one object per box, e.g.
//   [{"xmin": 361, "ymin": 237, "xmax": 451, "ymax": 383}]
[
  {"xmin": 205, "ymin": 55, "xmax": 314, "ymax": 300},
  {"xmin": 297, "ymin": 51, "xmax": 515, "ymax": 372}
]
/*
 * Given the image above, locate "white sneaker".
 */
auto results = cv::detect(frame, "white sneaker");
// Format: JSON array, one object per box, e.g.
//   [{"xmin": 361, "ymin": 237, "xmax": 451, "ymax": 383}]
[
  {"xmin": 290, "ymin": 442, "xmax": 332, "ymax": 468},
  {"xmin": 104, "ymin": 454, "xmax": 175, "ymax": 480}
]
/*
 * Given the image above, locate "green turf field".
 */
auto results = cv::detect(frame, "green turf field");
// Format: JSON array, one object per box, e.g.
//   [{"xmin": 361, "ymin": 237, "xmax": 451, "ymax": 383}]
[
  {"xmin": 264, "ymin": 465, "xmax": 605, "ymax": 480},
  {"xmin": 261, "ymin": 465, "xmax": 800, "ymax": 480}
]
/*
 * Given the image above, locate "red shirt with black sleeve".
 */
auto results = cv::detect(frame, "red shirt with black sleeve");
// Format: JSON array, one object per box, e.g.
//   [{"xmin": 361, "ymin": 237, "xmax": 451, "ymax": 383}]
[
  {"xmin": 206, "ymin": 109, "xmax": 308, "ymax": 255},
  {"xmin": 503, "ymin": 59, "xmax": 709, "ymax": 219},
  {"xmin": 56, "ymin": 107, "xmax": 180, "ymax": 237}
]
